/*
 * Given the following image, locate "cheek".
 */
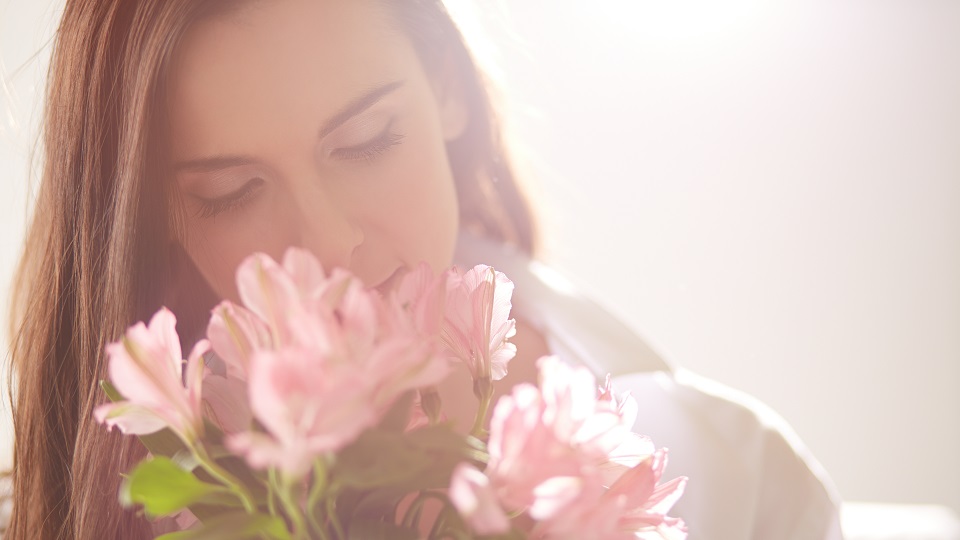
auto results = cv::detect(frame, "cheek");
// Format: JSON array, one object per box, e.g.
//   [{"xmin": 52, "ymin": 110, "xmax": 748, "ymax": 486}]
[
  {"xmin": 363, "ymin": 125, "xmax": 460, "ymax": 271},
  {"xmin": 180, "ymin": 200, "xmax": 296, "ymax": 303}
]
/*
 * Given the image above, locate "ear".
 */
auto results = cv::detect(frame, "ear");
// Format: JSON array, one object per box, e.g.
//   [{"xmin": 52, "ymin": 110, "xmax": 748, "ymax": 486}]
[{"xmin": 430, "ymin": 53, "xmax": 470, "ymax": 141}]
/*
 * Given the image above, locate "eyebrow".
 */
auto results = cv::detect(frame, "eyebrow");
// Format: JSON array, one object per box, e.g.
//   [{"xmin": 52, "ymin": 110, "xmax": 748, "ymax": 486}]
[
  {"xmin": 318, "ymin": 80, "xmax": 404, "ymax": 139},
  {"xmin": 174, "ymin": 80, "xmax": 405, "ymax": 174}
]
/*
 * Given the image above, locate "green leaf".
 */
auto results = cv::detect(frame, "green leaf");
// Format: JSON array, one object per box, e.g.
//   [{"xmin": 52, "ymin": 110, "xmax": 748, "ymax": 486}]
[
  {"xmin": 153, "ymin": 511, "xmax": 291, "ymax": 540},
  {"xmin": 376, "ymin": 391, "xmax": 415, "ymax": 432},
  {"xmin": 333, "ymin": 429, "xmax": 433, "ymax": 490},
  {"xmin": 198, "ymin": 453, "xmax": 270, "ymax": 502},
  {"xmin": 121, "ymin": 456, "xmax": 231, "ymax": 518},
  {"xmin": 407, "ymin": 425, "xmax": 486, "ymax": 463},
  {"xmin": 347, "ymin": 519, "xmax": 419, "ymax": 540},
  {"xmin": 337, "ymin": 425, "xmax": 482, "ymax": 523},
  {"xmin": 100, "ymin": 380, "xmax": 123, "ymax": 402}
]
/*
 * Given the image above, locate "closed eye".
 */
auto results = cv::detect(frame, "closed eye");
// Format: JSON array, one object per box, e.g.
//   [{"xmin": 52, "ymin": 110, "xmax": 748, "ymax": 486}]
[
  {"xmin": 194, "ymin": 177, "xmax": 265, "ymax": 219},
  {"xmin": 330, "ymin": 125, "xmax": 405, "ymax": 163}
]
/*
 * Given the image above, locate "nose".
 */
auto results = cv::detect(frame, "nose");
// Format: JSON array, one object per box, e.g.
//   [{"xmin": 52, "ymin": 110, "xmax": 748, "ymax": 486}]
[{"xmin": 288, "ymin": 178, "xmax": 364, "ymax": 273}]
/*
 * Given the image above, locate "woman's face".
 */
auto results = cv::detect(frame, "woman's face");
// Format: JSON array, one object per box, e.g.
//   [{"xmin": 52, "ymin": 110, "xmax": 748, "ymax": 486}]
[{"xmin": 165, "ymin": 0, "xmax": 466, "ymax": 302}]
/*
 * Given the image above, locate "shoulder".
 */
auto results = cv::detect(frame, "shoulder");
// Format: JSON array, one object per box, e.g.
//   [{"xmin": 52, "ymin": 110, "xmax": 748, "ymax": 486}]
[
  {"xmin": 456, "ymin": 233, "xmax": 843, "ymax": 538},
  {"xmin": 612, "ymin": 369, "xmax": 843, "ymax": 540}
]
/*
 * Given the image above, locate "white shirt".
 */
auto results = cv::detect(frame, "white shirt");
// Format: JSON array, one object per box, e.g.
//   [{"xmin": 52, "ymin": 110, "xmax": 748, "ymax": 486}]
[{"xmin": 454, "ymin": 232, "xmax": 844, "ymax": 540}]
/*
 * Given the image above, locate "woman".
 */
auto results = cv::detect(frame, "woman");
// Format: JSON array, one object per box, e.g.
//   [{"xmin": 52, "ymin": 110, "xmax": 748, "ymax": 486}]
[{"xmin": 5, "ymin": 0, "xmax": 840, "ymax": 538}]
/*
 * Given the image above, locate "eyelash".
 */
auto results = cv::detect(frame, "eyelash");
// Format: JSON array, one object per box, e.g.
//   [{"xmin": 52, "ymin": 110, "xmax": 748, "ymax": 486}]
[
  {"xmin": 196, "ymin": 177, "xmax": 265, "ymax": 219},
  {"xmin": 330, "ymin": 128, "xmax": 406, "ymax": 162},
  {"xmin": 195, "ymin": 129, "xmax": 405, "ymax": 219}
]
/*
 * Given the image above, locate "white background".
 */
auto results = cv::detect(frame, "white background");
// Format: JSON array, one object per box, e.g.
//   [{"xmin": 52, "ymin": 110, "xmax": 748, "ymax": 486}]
[{"xmin": 3, "ymin": 0, "xmax": 959, "ymax": 513}]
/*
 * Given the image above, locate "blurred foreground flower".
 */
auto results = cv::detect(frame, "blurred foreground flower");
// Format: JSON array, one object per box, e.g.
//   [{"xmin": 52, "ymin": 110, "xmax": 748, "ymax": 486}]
[
  {"xmin": 449, "ymin": 357, "xmax": 687, "ymax": 539},
  {"xmin": 94, "ymin": 249, "xmax": 684, "ymax": 540},
  {"xmin": 222, "ymin": 249, "xmax": 451, "ymax": 478},
  {"xmin": 442, "ymin": 264, "xmax": 517, "ymax": 383},
  {"xmin": 94, "ymin": 308, "xmax": 208, "ymax": 445}
]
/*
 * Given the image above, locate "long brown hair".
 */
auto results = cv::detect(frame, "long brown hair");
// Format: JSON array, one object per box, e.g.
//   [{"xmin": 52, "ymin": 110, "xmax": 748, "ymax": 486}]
[{"xmin": 6, "ymin": 1, "xmax": 535, "ymax": 538}]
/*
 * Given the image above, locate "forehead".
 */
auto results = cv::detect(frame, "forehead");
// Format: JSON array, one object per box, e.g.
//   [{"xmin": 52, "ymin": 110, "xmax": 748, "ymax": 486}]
[{"xmin": 166, "ymin": 0, "xmax": 418, "ymax": 161}]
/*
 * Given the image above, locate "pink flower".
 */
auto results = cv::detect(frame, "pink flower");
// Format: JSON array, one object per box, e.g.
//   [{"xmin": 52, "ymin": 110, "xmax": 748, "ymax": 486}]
[
  {"xmin": 450, "ymin": 357, "xmax": 687, "ymax": 539},
  {"xmin": 483, "ymin": 382, "xmax": 585, "ymax": 514},
  {"xmin": 94, "ymin": 308, "xmax": 208, "ymax": 445},
  {"xmin": 441, "ymin": 265, "xmax": 517, "ymax": 382},
  {"xmin": 227, "ymin": 347, "xmax": 378, "ymax": 478},
  {"xmin": 223, "ymin": 249, "xmax": 451, "ymax": 477},
  {"xmin": 537, "ymin": 357, "xmax": 633, "ymax": 460},
  {"xmin": 477, "ymin": 357, "xmax": 627, "ymax": 519}
]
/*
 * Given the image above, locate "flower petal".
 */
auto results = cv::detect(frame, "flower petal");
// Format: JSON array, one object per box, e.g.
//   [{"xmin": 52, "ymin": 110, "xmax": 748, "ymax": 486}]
[
  {"xmin": 449, "ymin": 464, "xmax": 510, "ymax": 535},
  {"xmin": 235, "ymin": 253, "xmax": 300, "ymax": 344},
  {"xmin": 529, "ymin": 476, "xmax": 584, "ymax": 521},
  {"xmin": 148, "ymin": 307, "xmax": 182, "ymax": 378},
  {"xmin": 185, "ymin": 339, "xmax": 210, "ymax": 420},
  {"xmin": 207, "ymin": 301, "xmax": 270, "ymax": 379},
  {"xmin": 94, "ymin": 402, "xmax": 168, "ymax": 435}
]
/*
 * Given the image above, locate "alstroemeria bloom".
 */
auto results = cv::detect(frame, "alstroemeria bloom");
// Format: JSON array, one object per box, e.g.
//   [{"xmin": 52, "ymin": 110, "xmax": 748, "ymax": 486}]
[
  {"xmin": 442, "ymin": 265, "xmax": 517, "ymax": 383},
  {"xmin": 451, "ymin": 356, "xmax": 687, "ymax": 539},
  {"xmin": 227, "ymin": 345, "xmax": 378, "ymax": 478},
  {"xmin": 94, "ymin": 308, "xmax": 208, "ymax": 445},
  {"xmin": 223, "ymin": 249, "xmax": 450, "ymax": 477}
]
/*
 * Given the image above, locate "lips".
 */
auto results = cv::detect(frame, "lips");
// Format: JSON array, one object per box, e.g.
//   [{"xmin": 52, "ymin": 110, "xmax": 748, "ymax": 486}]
[{"xmin": 373, "ymin": 267, "xmax": 406, "ymax": 296}]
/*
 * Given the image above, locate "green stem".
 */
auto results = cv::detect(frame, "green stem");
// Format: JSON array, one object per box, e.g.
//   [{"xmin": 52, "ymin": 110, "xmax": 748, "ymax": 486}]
[
  {"xmin": 193, "ymin": 445, "xmax": 257, "ymax": 514},
  {"xmin": 427, "ymin": 509, "xmax": 448, "ymax": 540},
  {"xmin": 469, "ymin": 380, "xmax": 493, "ymax": 439},
  {"xmin": 306, "ymin": 460, "xmax": 329, "ymax": 537},
  {"xmin": 274, "ymin": 474, "xmax": 309, "ymax": 540},
  {"xmin": 401, "ymin": 491, "xmax": 428, "ymax": 529},
  {"xmin": 420, "ymin": 387, "xmax": 443, "ymax": 426},
  {"xmin": 402, "ymin": 491, "xmax": 459, "ymax": 537},
  {"xmin": 266, "ymin": 469, "xmax": 279, "ymax": 518},
  {"xmin": 325, "ymin": 491, "xmax": 345, "ymax": 540}
]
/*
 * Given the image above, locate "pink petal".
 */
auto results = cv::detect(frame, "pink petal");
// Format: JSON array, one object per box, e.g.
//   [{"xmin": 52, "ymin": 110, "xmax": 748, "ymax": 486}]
[
  {"xmin": 281, "ymin": 247, "xmax": 327, "ymax": 298},
  {"xmin": 93, "ymin": 402, "xmax": 167, "ymax": 435},
  {"xmin": 529, "ymin": 476, "xmax": 584, "ymax": 520},
  {"xmin": 449, "ymin": 464, "xmax": 510, "ymax": 535},
  {"xmin": 599, "ymin": 433, "xmax": 656, "ymax": 486},
  {"xmin": 185, "ymin": 339, "xmax": 210, "ymax": 419},
  {"xmin": 395, "ymin": 262, "xmax": 446, "ymax": 336},
  {"xmin": 607, "ymin": 454, "xmax": 659, "ymax": 507},
  {"xmin": 227, "ymin": 431, "xmax": 314, "ymax": 478},
  {"xmin": 489, "ymin": 270, "xmax": 515, "ymax": 336},
  {"xmin": 235, "ymin": 253, "xmax": 300, "ymax": 344},
  {"xmin": 106, "ymin": 336, "xmax": 176, "ymax": 412},
  {"xmin": 645, "ymin": 475, "xmax": 688, "ymax": 516},
  {"xmin": 148, "ymin": 308, "xmax": 183, "ymax": 376},
  {"xmin": 335, "ymin": 275, "xmax": 378, "ymax": 342},
  {"xmin": 207, "ymin": 302, "xmax": 270, "ymax": 379}
]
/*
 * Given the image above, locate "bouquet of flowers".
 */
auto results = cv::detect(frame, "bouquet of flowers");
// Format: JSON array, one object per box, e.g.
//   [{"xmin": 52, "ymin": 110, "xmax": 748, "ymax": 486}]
[{"xmin": 95, "ymin": 248, "xmax": 687, "ymax": 539}]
